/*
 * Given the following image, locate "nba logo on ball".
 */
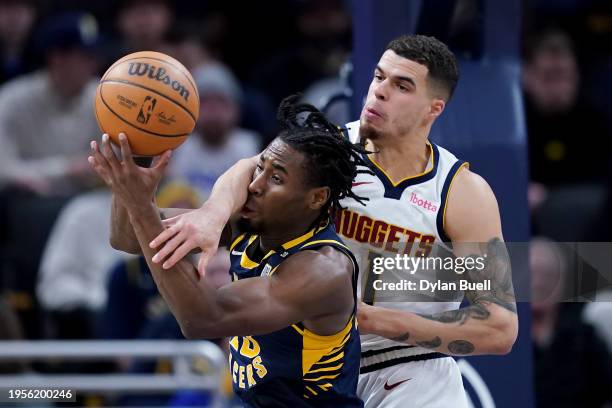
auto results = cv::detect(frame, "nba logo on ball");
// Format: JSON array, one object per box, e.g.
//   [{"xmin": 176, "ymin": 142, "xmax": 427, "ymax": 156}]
[
  {"xmin": 137, "ymin": 96, "xmax": 157, "ymax": 124},
  {"xmin": 94, "ymin": 51, "xmax": 199, "ymax": 156}
]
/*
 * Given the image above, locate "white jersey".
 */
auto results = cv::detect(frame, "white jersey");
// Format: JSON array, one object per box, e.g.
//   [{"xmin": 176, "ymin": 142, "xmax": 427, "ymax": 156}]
[{"xmin": 338, "ymin": 121, "xmax": 469, "ymax": 368}]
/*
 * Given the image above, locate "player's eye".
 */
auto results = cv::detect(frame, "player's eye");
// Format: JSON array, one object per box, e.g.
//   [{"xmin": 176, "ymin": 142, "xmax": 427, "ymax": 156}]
[
  {"xmin": 398, "ymin": 84, "xmax": 408, "ymax": 92},
  {"xmin": 374, "ymin": 73, "xmax": 383, "ymax": 81},
  {"xmin": 272, "ymin": 174, "xmax": 282, "ymax": 184}
]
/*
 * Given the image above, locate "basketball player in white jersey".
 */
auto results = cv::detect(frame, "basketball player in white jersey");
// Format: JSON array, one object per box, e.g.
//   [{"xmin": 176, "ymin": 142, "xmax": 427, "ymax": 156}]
[{"xmin": 145, "ymin": 35, "xmax": 518, "ymax": 407}]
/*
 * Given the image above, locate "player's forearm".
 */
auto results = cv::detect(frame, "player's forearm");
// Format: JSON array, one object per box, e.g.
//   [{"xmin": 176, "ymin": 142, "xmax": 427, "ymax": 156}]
[
  {"xmin": 200, "ymin": 156, "xmax": 257, "ymax": 226},
  {"xmin": 362, "ymin": 303, "xmax": 517, "ymax": 356},
  {"xmin": 127, "ymin": 202, "xmax": 227, "ymax": 338},
  {"xmin": 110, "ymin": 194, "xmax": 141, "ymax": 254}
]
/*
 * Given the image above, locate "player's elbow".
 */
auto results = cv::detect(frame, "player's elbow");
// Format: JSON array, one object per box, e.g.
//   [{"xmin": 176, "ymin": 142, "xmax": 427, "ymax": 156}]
[
  {"xmin": 179, "ymin": 320, "xmax": 218, "ymax": 340},
  {"xmin": 489, "ymin": 313, "xmax": 518, "ymax": 355}
]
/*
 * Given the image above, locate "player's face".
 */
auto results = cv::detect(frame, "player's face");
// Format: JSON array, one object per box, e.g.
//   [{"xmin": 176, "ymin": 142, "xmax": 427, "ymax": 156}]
[
  {"xmin": 360, "ymin": 50, "xmax": 442, "ymax": 140},
  {"xmin": 240, "ymin": 139, "xmax": 323, "ymax": 234}
]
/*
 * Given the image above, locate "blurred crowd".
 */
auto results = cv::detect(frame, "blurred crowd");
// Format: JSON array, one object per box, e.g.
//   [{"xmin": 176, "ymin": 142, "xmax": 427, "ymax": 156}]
[
  {"xmin": 525, "ymin": 2, "xmax": 612, "ymax": 407},
  {"xmin": 0, "ymin": 0, "xmax": 611, "ymax": 407}
]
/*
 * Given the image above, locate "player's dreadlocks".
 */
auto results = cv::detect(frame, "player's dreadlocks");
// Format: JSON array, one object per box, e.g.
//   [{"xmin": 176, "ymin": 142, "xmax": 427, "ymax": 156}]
[{"xmin": 276, "ymin": 95, "xmax": 371, "ymax": 225}]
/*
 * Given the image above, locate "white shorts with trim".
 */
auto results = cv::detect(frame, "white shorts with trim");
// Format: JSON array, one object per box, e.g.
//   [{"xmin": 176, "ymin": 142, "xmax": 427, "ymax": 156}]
[{"xmin": 357, "ymin": 356, "xmax": 468, "ymax": 408}]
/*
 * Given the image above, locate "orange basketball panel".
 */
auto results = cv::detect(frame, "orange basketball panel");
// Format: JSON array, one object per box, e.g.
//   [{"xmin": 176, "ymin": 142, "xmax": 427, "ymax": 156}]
[
  {"xmin": 98, "ymin": 81, "xmax": 195, "ymax": 136},
  {"xmin": 94, "ymin": 86, "xmax": 188, "ymax": 156},
  {"xmin": 102, "ymin": 52, "xmax": 199, "ymax": 119}
]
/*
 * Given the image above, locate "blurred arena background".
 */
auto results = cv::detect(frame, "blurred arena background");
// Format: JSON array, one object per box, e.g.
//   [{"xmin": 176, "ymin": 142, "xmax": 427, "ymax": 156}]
[{"xmin": 0, "ymin": 0, "xmax": 611, "ymax": 406}]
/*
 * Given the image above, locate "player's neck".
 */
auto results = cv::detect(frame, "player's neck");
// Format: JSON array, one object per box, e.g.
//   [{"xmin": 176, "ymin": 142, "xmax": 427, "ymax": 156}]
[{"xmin": 368, "ymin": 133, "xmax": 431, "ymax": 181}]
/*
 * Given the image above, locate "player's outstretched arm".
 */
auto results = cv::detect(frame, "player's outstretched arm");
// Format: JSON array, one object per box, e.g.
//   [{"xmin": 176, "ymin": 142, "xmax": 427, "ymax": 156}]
[
  {"xmin": 89, "ymin": 136, "xmax": 192, "ymax": 255},
  {"xmin": 109, "ymin": 195, "xmax": 194, "ymax": 255},
  {"xmin": 134, "ymin": 245, "xmax": 354, "ymax": 339},
  {"xmin": 358, "ymin": 168, "xmax": 518, "ymax": 356},
  {"xmin": 149, "ymin": 154, "xmax": 259, "ymax": 274}
]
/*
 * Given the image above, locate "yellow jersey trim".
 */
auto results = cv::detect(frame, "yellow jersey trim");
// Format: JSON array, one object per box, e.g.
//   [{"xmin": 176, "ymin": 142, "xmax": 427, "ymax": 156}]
[
  {"xmin": 304, "ymin": 373, "xmax": 342, "ymax": 381},
  {"xmin": 442, "ymin": 162, "xmax": 470, "ymax": 230},
  {"xmin": 281, "ymin": 221, "xmax": 328, "ymax": 250},
  {"xmin": 315, "ymin": 351, "xmax": 344, "ymax": 366},
  {"xmin": 306, "ymin": 363, "xmax": 344, "ymax": 374},
  {"xmin": 238, "ymin": 235, "xmax": 277, "ymax": 269},
  {"xmin": 366, "ymin": 142, "xmax": 435, "ymax": 187},
  {"xmin": 301, "ymin": 317, "xmax": 354, "ymax": 375},
  {"xmin": 229, "ymin": 234, "xmax": 246, "ymax": 251},
  {"xmin": 300, "ymin": 239, "xmax": 351, "ymax": 252},
  {"xmin": 239, "ymin": 235, "xmax": 260, "ymax": 269},
  {"xmin": 305, "ymin": 385, "xmax": 318, "ymax": 396}
]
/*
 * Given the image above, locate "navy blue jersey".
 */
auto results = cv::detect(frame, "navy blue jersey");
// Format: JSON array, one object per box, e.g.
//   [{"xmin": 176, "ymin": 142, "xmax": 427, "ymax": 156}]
[{"xmin": 228, "ymin": 222, "xmax": 362, "ymax": 407}]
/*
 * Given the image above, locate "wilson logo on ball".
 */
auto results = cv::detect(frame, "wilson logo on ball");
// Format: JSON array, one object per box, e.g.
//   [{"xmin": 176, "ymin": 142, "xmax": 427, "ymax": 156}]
[
  {"xmin": 137, "ymin": 95, "xmax": 157, "ymax": 124},
  {"xmin": 128, "ymin": 62, "xmax": 191, "ymax": 102}
]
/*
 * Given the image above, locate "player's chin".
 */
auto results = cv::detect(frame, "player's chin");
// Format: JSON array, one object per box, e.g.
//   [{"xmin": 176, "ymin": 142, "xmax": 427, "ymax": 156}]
[
  {"xmin": 240, "ymin": 217, "xmax": 264, "ymax": 234},
  {"xmin": 360, "ymin": 120, "xmax": 382, "ymax": 140}
]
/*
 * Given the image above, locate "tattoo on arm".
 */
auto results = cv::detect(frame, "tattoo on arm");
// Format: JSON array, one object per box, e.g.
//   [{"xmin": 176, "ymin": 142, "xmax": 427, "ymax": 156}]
[
  {"xmin": 419, "ymin": 304, "xmax": 490, "ymax": 325},
  {"xmin": 420, "ymin": 237, "xmax": 516, "ymax": 326},
  {"xmin": 448, "ymin": 340, "xmax": 475, "ymax": 355},
  {"xmin": 408, "ymin": 238, "xmax": 515, "ymax": 354},
  {"xmin": 464, "ymin": 238, "xmax": 517, "ymax": 314},
  {"xmin": 416, "ymin": 336, "xmax": 442, "ymax": 349},
  {"xmin": 391, "ymin": 331, "xmax": 410, "ymax": 342}
]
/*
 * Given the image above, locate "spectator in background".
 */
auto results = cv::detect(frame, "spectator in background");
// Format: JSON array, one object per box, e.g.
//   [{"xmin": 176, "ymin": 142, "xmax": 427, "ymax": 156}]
[
  {"xmin": 36, "ymin": 179, "xmax": 203, "ymax": 341},
  {"xmin": 0, "ymin": 11, "xmax": 101, "ymax": 196},
  {"xmin": 161, "ymin": 21, "xmax": 214, "ymax": 72},
  {"xmin": 242, "ymin": 0, "xmax": 350, "ymax": 145},
  {"xmin": 36, "ymin": 189, "xmax": 124, "ymax": 340},
  {"xmin": 167, "ymin": 63, "xmax": 261, "ymax": 199},
  {"xmin": 0, "ymin": 298, "xmax": 28, "ymax": 373},
  {"xmin": 531, "ymin": 237, "xmax": 612, "ymax": 408},
  {"xmin": 160, "ymin": 19, "xmax": 277, "ymax": 153},
  {"xmin": 248, "ymin": 0, "xmax": 351, "ymax": 109},
  {"xmin": 583, "ymin": 288, "xmax": 612, "ymax": 354},
  {"xmin": 523, "ymin": 28, "xmax": 611, "ymax": 210},
  {"xmin": 115, "ymin": 0, "xmax": 172, "ymax": 54},
  {"xmin": 0, "ymin": 0, "xmax": 37, "ymax": 84}
]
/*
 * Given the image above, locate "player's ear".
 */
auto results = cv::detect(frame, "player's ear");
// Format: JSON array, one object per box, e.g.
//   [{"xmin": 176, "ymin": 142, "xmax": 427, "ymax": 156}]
[
  {"xmin": 429, "ymin": 97, "xmax": 445, "ymax": 119},
  {"xmin": 309, "ymin": 186, "xmax": 330, "ymax": 211}
]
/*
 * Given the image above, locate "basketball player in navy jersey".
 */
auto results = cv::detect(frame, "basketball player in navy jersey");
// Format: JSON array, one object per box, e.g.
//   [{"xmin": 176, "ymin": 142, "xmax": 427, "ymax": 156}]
[
  {"xmin": 88, "ymin": 97, "xmax": 366, "ymax": 407},
  {"xmin": 148, "ymin": 35, "xmax": 518, "ymax": 407}
]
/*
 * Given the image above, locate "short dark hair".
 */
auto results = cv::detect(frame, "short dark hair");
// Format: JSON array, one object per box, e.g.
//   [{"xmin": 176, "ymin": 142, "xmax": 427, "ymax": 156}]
[
  {"xmin": 386, "ymin": 34, "xmax": 459, "ymax": 101},
  {"xmin": 276, "ymin": 95, "xmax": 370, "ymax": 225}
]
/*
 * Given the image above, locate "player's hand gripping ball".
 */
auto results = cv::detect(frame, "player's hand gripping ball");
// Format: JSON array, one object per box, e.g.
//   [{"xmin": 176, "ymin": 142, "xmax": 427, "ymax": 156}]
[{"xmin": 94, "ymin": 51, "xmax": 199, "ymax": 156}]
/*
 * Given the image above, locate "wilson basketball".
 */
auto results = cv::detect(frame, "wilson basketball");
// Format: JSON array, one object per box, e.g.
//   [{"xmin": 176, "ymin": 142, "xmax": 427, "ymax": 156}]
[{"xmin": 94, "ymin": 51, "xmax": 199, "ymax": 156}]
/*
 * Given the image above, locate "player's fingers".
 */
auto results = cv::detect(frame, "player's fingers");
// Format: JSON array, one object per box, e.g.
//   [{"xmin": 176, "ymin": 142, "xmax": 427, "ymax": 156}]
[
  {"xmin": 101, "ymin": 134, "xmax": 121, "ymax": 173},
  {"xmin": 197, "ymin": 249, "xmax": 217, "ymax": 277},
  {"xmin": 152, "ymin": 232, "xmax": 185, "ymax": 264},
  {"xmin": 153, "ymin": 150, "xmax": 172, "ymax": 172},
  {"xmin": 162, "ymin": 239, "xmax": 194, "ymax": 269},
  {"xmin": 118, "ymin": 133, "xmax": 134, "ymax": 166},
  {"xmin": 87, "ymin": 155, "xmax": 112, "ymax": 185},
  {"xmin": 161, "ymin": 214, "xmax": 180, "ymax": 228},
  {"xmin": 90, "ymin": 140, "xmax": 111, "ymax": 171},
  {"xmin": 149, "ymin": 223, "xmax": 179, "ymax": 249}
]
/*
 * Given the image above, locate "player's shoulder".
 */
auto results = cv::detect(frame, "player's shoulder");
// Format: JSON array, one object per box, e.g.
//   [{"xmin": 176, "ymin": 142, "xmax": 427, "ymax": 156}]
[
  {"xmin": 445, "ymin": 167, "xmax": 501, "ymax": 240},
  {"xmin": 451, "ymin": 167, "xmax": 497, "ymax": 203},
  {"xmin": 279, "ymin": 245, "xmax": 353, "ymax": 283}
]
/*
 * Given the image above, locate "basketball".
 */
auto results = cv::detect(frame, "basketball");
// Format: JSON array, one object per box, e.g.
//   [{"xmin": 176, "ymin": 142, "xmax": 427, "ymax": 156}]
[{"xmin": 94, "ymin": 51, "xmax": 199, "ymax": 156}]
